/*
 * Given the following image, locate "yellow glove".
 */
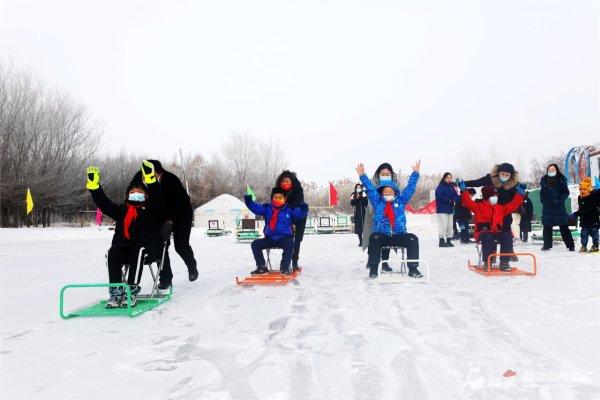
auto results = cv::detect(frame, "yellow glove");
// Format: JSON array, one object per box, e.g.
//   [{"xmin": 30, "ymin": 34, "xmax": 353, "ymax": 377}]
[
  {"xmin": 141, "ymin": 160, "xmax": 157, "ymax": 184},
  {"xmin": 86, "ymin": 166, "xmax": 100, "ymax": 190}
]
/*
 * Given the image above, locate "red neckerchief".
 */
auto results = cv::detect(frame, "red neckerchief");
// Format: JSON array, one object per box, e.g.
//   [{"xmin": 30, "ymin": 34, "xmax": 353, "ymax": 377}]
[
  {"xmin": 384, "ymin": 202, "xmax": 395, "ymax": 230},
  {"xmin": 123, "ymin": 204, "xmax": 141, "ymax": 239},
  {"xmin": 269, "ymin": 207, "xmax": 281, "ymax": 231}
]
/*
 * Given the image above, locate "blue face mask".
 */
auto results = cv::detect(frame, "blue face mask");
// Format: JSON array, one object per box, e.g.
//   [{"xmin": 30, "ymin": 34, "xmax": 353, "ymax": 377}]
[
  {"xmin": 128, "ymin": 192, "xmax": 145, "ymax": 203},
  {"xmin": 499, "ymin": 175, "xmax": 510, "ymax": 183},
  {"xmin": 379, "ymin": 175, "xmax": 392, "ymax": 182},
  {"xmin": 547, "ymin": 172, "xmax": 556, "ymax": 178}
]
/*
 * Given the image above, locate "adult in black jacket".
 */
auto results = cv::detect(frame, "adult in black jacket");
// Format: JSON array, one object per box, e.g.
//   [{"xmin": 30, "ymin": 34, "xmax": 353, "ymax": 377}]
[
  {"xmin": 454, "ymin": 188, "xmax": 475, "ymax": 243},
  {"xmin": 463, "ymin": 163, "xmax": 520, "ymax": 253},
  {"xmin": 540, "ymin": 164, "xmax": 574, "ymax": 251},
  {"xmin": 275, "ymin": 170, "xmax": 306, "ymax": 269},
  {"xmin": 128, "ymin": 160, "xmax": 198, "ymax": 287},
  {"xmin": 350, "ymin": 183, "xmax": 368, "ymax": 246},
  {"xmin": 87, "ymin": 164, "xmax": 164, "ymax": 308},
  {"xmin": 519, "ymin": 191, "xmax": 534, "ymax": 242}
]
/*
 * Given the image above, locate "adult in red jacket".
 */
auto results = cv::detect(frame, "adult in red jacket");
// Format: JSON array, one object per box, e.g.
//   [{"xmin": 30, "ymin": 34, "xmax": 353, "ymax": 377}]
[{"xmin": 458, "ymin": 181, "xmax": 525, "ymax": 271}]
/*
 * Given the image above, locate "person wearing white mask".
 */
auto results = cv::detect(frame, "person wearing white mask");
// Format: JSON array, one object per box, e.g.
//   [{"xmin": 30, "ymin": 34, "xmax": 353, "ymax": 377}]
[
  {"xmin": 457, "ymin": 181, "xmax": 526, "ymax": 271},
  {"xmin": 350, "ymin": 183, "xmax": 368, "ymax": 246},
  {"xmin": 356, "ymin": 161, "xmax": 422, "ymax": 279},
  {"xmin": 540, "ymin": 164, "xmax": 575, "ymax": 251}
]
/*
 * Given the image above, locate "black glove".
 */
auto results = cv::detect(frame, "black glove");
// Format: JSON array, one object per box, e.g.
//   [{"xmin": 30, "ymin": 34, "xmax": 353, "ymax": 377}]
[{"xmin": 160, "ymin": 221, "xmax": 173, "ymax": 243}]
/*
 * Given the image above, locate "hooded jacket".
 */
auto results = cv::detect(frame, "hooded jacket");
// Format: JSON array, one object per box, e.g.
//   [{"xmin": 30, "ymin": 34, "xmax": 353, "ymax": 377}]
[
  {"xmin": 275, "ymin": 171, "xmax": 304, "ymax": 207},
  {"xmin": 244, "ymin": 195, "xmax": 309, "ymax": 241},
  {"xmin": 573, "ymin": 189, "xmax": 600, "ymax": 228},
  {"xmin": 359, "ymin": 171, "xmax": 419, "ymax": 235}
]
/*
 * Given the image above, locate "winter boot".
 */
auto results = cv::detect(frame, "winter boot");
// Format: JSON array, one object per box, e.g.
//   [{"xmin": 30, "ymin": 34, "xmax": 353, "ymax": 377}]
[
  {"xmin": 510, "ymin": 255, "xmax": 519, "ymax": 262},
  {"xmin": 251, "ymin": 266, "xmax": 269, "ymax": 275},
  {"xmin": 439, "ymin": 238, "xmax": 448, "ymax": 248},
  {"xmin": 292, "ymin": 259, "xmax": 300, "ymax": 271},
  {"xmin": 158, "ymin": 281, "xmax": 172, "ymax": 290},
  {"xmin": 589, "ymin": 245, "xmax": 599, "ymax": 253},
  {"xmin": 188, "ymin": 262, "xmax": 199, "ymax": 282},
  {"xmin": 280, "ymin": 267, "xmax": 291, "ymax": 276},
  {"xmin": 368, "ymin": 265, "xmax": 378, "ymax": 278},
  {"xmin": 579, "ymin": 245, "xmax": 588, "ymax": 253},
  {"xmin": 408, "ymin": 268, "xmax": 423, "ymax": 278},
  {"xmin": 381, "ymin": 262, "xmax": 393, "ymax": 272},
  {"xmin": 105, "ymin": 287, "xmax": 123, "ymax": 309},
  {"xmin": 499, "ymin": 261, "xmax": 512, "ymax": 272},
  {"xmin": 446, "ymin": 238, "xmax": 454, "ymax": 247}
]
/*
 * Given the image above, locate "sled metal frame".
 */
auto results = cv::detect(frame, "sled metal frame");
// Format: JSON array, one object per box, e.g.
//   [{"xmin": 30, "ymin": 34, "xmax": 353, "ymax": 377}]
[
  {"xmin": 59, "ymin": 244, "xmax": 172, "ymax": 318},
  {"xmin": 468, "ymin": 243, "xmax": 537, "ymax": 277},
  {"xmin": 376, "ymin": 246, "xmax": 430, "ymax": 283},
  {"xmin": 236, "ymin": 247, "xmax": 301, "ymax": 285}
]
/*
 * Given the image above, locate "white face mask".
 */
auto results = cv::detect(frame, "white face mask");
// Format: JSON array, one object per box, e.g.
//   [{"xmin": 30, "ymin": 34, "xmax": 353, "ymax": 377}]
[
  {"xmin": 379, "ymin": 175, "xmax": 392, "ymax": 182},
  {"xmin": 489, "ymin": 196, "xmax": 498, "ymax": 205},
  {"xmin": 547, "ymin": 171, "xmax": 556, "ymax": 178},
  {"xmin": 383, "ymin": 195, "xmax": 396, "ymax": 202},
  {"xmin": 355, "ymin": 189, "xmax": 362, "ymax": 193},
  {"xmin": 128, "ymin": 192, "xmax": 145, "ymax": 202}
]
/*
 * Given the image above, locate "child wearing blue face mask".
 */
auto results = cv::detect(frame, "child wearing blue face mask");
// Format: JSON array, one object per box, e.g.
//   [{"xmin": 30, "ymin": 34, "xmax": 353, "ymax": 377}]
[
  {"xmin": 86, "ymin": 162, "xmax": 164, "ymax": 308},
  {"xmin": 356, "ymin": 161, "xmax": 423, "ymax": 279}
]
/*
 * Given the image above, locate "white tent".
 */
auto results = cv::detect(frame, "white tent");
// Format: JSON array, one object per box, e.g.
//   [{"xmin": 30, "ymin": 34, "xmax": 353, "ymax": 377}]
[{"xmin": 194, "ymin": 194, "xmax": 254, "ymax": 229}]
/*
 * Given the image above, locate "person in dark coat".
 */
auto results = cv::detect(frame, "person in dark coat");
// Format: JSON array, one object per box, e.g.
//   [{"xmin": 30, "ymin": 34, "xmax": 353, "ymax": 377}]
[
  {"xmin": 462, "ymin": 163, "xmax": 520, "ymax": 256},
  {"xmin": 435, "ymin": 172, "xmax": 460, "ymax": 247},
  {"xmin": 128, "ymin": 160, "xmax": 198, "ymax": 288},
  {"xmin": 350, "ymin": 183, "xmax": 368, "ymax": 246},
  {"xmin": 570, "ymin": 177, "xmax": 599, "ymax": 252},
  {"xmin": 244, "ymin": 187, "xmax": 309, "ymax": 275},
  {"xmin": 540, "ymin": 164, "xmax": 575, "ymax": 251},
  {"xmin": 87, "ymin": 163, "xmax": 164, "ymax": 308},
  {"xmin": 275, "ymin": 171, "xmax": 306, "ymax": 270},
  {"xmin": 518, "ymin": 191, "xmax": 534, "ymax": 242},
  {"xmin": 454, "ymin": 188, "xmax": 476, "ymax": 243}
]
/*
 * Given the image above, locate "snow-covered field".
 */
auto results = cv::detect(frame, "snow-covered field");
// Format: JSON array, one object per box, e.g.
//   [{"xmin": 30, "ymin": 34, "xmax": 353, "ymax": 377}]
[{"xmin": 1, "ymin": 215, "xmax": 599, "ymax": 400}]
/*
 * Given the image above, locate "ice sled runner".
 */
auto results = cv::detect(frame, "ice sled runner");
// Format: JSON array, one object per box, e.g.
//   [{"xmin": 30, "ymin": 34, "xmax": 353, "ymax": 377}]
[
  {"xmin": 236, "ymin": 247, "xmax": 301, "ymax": 285},
  {"xmin": 374, "ymin": 246, "xmax": 430, "ymax": 283},
  {"xmin": 59, "ymin": 245, "xmax": 172, "ymax": 318}
]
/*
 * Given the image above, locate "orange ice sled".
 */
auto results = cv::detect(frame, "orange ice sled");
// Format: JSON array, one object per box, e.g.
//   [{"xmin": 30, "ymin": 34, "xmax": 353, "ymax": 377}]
[
  {"xmin": 236, "ymin": 268, "xmax": 301, "ymax": 285},
  {"xmin": 468, "ymin": 252, "xmax": 537, "ymax": 277}
]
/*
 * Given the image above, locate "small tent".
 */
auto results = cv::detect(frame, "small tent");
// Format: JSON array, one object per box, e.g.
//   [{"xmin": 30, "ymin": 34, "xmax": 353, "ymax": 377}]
[{"xmin": 194, "ymin": 194, "xmax": 254, "ymax": 229}]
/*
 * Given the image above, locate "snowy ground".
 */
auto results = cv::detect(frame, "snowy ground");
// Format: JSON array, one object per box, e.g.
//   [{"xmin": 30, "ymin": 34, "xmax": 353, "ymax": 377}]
[{"xmin": 1, "ymin": 215, "xmax": 599, "ymax": 400}]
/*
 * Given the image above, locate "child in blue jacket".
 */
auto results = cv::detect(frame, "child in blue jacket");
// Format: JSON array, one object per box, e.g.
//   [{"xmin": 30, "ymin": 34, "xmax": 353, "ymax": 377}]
[
  {"xmin": 356, "ymin": 161, "xmax": 423, "ymax": 278},
  {"xmin": 244, "ymin": 187, "xmax": 309, "ymax": 275}
]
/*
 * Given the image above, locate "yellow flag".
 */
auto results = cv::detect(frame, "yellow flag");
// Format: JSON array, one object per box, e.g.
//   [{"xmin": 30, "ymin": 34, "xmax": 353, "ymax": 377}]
[{"xmin": 26, "ymin": 188, "xmax": 34, "ymax": 215}]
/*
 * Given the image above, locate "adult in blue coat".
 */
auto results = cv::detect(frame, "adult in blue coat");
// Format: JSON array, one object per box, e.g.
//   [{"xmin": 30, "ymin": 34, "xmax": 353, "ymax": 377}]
[
  {"xmin": 356, "ymin": 161, "xmax": 422, "ymax": 279},
  {"xmin": 435, "ymin": 172, "xmax": 460, "ymax": 247},
  {"xmin": 244, "ymin": 187, "xmax": 309, "ymax": 275},
  {"xmin": 540, "ymin": 164, "xmax": 574, "ymax": 251}
]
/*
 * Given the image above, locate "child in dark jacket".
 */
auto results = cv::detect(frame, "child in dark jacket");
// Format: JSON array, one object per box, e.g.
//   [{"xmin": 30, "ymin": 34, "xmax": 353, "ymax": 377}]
[
  {"xmin": 458, "ymin": 181, "xmax": 525, "ymax": 271},
  {"xmin": 86, "ymin": 161, "xmax": 165, "ymax": 308},
  {"xmin": 244, "ymin": 187, "xmax": 309, "ymax": 275},
  {"xmin": 356, "ymin": 161, "xmax": 422, "ymax": 279},
  {"xmin": 570, "ymin": 178, "xmax": 600, "ymax": 253}
]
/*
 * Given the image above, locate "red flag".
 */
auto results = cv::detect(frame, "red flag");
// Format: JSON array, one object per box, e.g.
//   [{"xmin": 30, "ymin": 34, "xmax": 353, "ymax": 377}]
[
  {"xmin": 406, "ymin": 200, "xmax": 437, "ymax": 214},
  {"xmin": 329, "ymin": 182, "xmax": 338, "ymax": 206}
]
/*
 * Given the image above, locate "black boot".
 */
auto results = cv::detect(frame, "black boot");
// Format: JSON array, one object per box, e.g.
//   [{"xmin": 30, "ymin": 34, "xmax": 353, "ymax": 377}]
[
  {"xmin": 446, "ymin": 238, "xmax": 454, "ymax": 247},
  {"xmin": 408, "ymin": 267, "xmax": 423, "ymax": 278},
  {"xmin": 188, "ymin": 262, "xmax": 199, "ymax": 282},
  {"xmin": 381, "ymin": 262, "xmax": 392, "ymax": 272},
  {"xmin": 439, "ymin": 238, "xmax": 447, "ymax": 247},
  {"xmin": 292, "ymin": 259, "xmax": 300, "ymax": 271},
  {"xmin": 251, "ymin": 266, "xmax": 269, "ymax": 275}
]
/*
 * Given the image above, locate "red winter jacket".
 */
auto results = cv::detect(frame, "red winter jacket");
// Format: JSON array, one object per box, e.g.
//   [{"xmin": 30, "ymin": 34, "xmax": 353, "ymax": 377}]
[{"xmin": 461, "ymin": 191, "xmax": 524, "ymax": 241}]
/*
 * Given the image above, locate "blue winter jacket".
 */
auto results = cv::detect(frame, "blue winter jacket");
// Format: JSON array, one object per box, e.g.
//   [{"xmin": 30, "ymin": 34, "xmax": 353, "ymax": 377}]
[
  {"xmin": 435, "ymin": 182, "xmax": 459, "ymax": 214},
  {"xmin": 360, "ymin": 171, "xmax": 420, "ymax": 235},
  {"xmin": 244, "ymin": 196, "xmax": 309, "ymax": 241}
]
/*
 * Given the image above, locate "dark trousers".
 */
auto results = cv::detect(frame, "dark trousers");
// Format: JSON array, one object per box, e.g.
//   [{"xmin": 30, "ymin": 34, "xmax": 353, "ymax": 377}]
[
  {"xmin": 160, "ymin": 213, "xmax": 196, "ymax": 283},
  {"xmin": 457, "ymin": 220, "xmax": 470, "ymax": 241},
  {"xmin": 480, "ymin": 231, "xmax": 512, "ymax": 263},
  {"xmin": 107, "ymin": 244, "xmax": 155, "ymax": 285},
  {"xmin": 357, "ymin": 233, "xmax": 363, "ymax": 246},
  {"xmin": 543, "ymin": 225, "xmax": 575, "ymax": 249},
  {"xmin": 292, "ymin": 218, "xmax": 307, "ymax": 262},
  {"xmin": 251, "ymin": 236, "xmax": 295, "ymax": 270},
  {"xmin": 367, "ymin": 233, "xmax": 419, "ymax": 272},
  {"xmin": 580, "ymin": 227, "xmax": 599, "ymax": 247},
  {"xmin": 520, "ymin": 229, "xmax": 529, "ymax": 242}
]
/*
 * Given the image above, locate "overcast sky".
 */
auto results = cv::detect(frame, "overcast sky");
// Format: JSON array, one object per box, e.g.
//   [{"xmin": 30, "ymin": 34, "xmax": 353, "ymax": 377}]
[{"xmin": 1, "ymin": 0, "xmax": 598, "ymax": 183}]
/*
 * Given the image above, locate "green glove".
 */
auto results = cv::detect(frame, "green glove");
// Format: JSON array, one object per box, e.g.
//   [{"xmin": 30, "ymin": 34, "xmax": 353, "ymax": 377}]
[
  {"xmin": 141, "ymin": 160, "xmax": 156, "ymax": 184},
  {"xmin": 86, "ymin": 166, "xmax": 100, "ymax": 190}
]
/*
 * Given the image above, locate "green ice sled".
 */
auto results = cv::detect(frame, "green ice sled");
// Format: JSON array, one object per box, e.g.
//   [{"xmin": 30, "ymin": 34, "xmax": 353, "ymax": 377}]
[{"xmin": 59, "ymin": 282, "xmax": 172, "ymax": 319}]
